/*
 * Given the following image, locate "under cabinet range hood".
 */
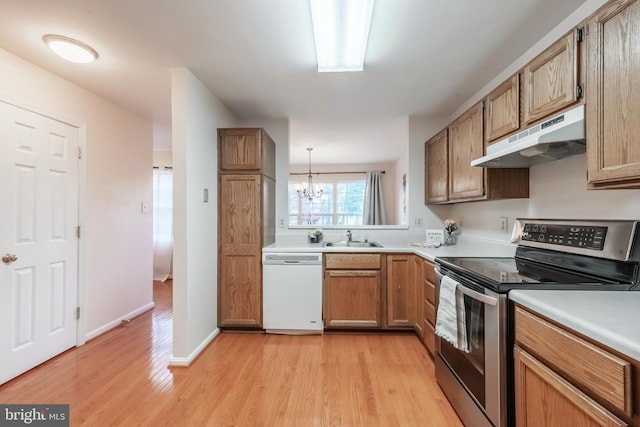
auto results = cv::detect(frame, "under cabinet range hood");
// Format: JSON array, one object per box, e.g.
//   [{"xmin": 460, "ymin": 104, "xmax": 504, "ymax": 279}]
[{"xmin": 471, "ymin": 105, "xmax": 585, "ymax": 168}]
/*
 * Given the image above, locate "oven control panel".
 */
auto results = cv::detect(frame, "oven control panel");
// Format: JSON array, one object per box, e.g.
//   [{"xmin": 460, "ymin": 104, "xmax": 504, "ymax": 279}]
[{"xmin": 521, "ymin": 223, "xmax": 607, "ymax": 250}]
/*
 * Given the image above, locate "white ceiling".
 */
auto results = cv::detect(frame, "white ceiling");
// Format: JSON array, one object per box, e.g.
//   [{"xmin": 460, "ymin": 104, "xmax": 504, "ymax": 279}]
[{"xmin": 0, "ymin": 0, "xmax": 587, "ymax": 164}]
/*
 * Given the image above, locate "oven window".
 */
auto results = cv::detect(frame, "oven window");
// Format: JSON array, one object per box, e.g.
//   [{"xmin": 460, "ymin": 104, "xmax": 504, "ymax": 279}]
[{"xmin": 440, "ymin": 294, "xmax": 486, "ymax": 406}]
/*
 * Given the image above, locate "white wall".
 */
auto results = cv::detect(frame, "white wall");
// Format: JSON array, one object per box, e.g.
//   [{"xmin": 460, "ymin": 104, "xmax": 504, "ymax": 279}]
[
  {"xmin": 153, "ymin": 150, "xmax": 172, "ymax": 168},
  {"xmin": 450, "ymin": 0, "xmax": 610, "ymax": 120},
  {"xmin": 0, "ymin": 47, "xmax": 154, "ymax": 341},
  {"xmin": 171, "ymin": 68, "xmax": 236, "ymax": 363},
  {"xmin": 444, "ymin": 0, "xmax": 640, "ymax": 241},
  {"xmin": 153, "ymin": 121, "xmax": 172, "ymax": 167}
]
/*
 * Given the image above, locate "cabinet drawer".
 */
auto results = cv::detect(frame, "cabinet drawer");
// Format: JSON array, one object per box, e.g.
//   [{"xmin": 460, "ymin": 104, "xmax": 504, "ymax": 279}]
[
  {"xmin": 423, "ymin": 260, "xmax": 436, "ymax": 283},
  {"xmin": 424, "ymin": 300, "xmax": 436, "ymax": 326},
  {"xmin": 515, "ymin": 306, "xmax": 632, "ymax": 416},
  {"xmin": 423, "ymin": 320, "xmax": 436, "ymax": 356},
  {"xmin": 325, "ymin": 253, "xmax": 381, "ymax": 270},
  {"xmin": 424, "ymin": 279, "xmax": 435, "ymax": 305}
]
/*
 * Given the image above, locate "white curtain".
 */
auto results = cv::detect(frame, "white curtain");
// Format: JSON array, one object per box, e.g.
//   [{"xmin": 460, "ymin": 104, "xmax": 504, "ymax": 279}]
[
  {"xmin": 153, "ymin": 169, "xmax": 173, "ymax": 282},
  {"xmin": 363, "ymin": 171, "xmax": 387, "ymax": 225}
]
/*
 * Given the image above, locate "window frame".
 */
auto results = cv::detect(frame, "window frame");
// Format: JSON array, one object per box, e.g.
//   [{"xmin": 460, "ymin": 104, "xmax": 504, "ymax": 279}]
[{"xmin": 288, "ymin": 174, "xmax": 366, "ymax": 226}]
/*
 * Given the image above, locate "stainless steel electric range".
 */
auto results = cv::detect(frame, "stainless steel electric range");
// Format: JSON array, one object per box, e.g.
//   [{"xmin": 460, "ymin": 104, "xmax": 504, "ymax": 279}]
[{"xmin": 433, "ymin": 218, "xmax": 640, "ymax": 427}]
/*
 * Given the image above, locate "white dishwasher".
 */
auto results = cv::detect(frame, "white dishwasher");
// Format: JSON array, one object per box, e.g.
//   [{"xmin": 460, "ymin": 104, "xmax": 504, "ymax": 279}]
[{"xmin": 262, "ymin": 252, "xmax": 323, "ymax": 334}]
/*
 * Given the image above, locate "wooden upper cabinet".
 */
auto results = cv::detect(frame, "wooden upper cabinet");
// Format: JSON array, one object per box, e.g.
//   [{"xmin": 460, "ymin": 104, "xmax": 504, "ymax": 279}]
[
  {"xmin": 219, "ymin": 128, "xmax": 276, "ymax": 178},
  {"xmin": 425, "ymin": 129, "xmax": 449, "ymax": 203},
  {"xmin": 485, "ymin": 74, "xmax": 520, "ymax": 143},
  {"xmin": 448, "ymin": 102, "xmax": 485, "ymax": 200},
  {"xmin": 522, "ymin": 29, "xmax": 579, "ymax": 125},
  {"xmin": 586, "ymin": 0, "xmax": 640, "ymax": 188},
  {"xmin": 425, "ymin": 103, "xmax": 529, "ymax": 205}
]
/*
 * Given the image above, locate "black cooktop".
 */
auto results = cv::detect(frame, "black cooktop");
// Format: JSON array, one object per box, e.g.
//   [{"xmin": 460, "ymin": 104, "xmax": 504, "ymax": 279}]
[{"xmin": 436, "ymin": 249, "xmax": 637, "ymax": 293}]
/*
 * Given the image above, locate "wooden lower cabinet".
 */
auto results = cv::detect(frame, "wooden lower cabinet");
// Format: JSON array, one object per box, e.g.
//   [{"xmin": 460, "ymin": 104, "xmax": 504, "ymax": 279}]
[
  {"xmin": 514, "ymin": 347, "xmax": 626, "ymax": 427},
  {"xmin": 514, "ymin": 305, "xmax": 635, "ymax": 426},
  {"xmin": 218, "ymin": 127, "xmax": 276, "ymax": 329},
  {"xmin": 412, "ymin": 255, "xmax": 424, "ymax": 338},
  {"xmin": 218, "ymin": 174, "xmax": 265, "ymax": 327},
  {"xmin": 386, "ymin": 255, "xmax": 414, "ymax": 327},
  {"xmin": 421, "ymin": 259, "xmax": 437, "ymax": 356},
  {"xmin": 324, "ymin": 253, "xmax": 383, "ymax": 329},
  {"xmin": 219, "ymin": 252, "xmax": 262, "ymax": 327},
  {"xmin": 324, "ymin": 270, "xmax": 382, "ymax": 328}
]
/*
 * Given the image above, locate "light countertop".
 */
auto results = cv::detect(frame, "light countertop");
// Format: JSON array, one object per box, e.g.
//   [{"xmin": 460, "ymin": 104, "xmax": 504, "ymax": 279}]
[
  {"xmin": 263, "ymin": 236, "xmax": 517, "ymax": 262},
  {"xmin": 266, "ymin": 236, "xmax": 640, "ymax": 361},
  {"xmin": 510, "ymin": 290, "xmax": 640, "ymax": 361}
]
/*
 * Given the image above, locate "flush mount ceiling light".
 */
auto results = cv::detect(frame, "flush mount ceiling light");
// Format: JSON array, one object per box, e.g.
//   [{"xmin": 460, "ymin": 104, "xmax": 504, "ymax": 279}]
[
  {"xmin": 43, "ymin": 34, "xmax": 98, "ymax": 64},
  {"xmin": 309, "ymin": 0, "xmax": 374, "ymax": 72}
]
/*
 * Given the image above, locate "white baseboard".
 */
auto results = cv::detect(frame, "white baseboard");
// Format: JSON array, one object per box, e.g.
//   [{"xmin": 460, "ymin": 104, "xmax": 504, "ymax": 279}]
[
  {"xmin": 84, "ymin": 302, "xmax": 156, "ymax": 341},
  {"xmin": 168, "ymin": 328, "xmax": 220, "ymax": 367}
]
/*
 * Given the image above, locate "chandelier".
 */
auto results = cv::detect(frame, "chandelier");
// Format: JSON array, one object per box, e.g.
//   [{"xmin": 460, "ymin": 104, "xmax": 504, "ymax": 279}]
[{"xmin": 297, "ymin": 147, "xmax": 324, "ymax": 201}]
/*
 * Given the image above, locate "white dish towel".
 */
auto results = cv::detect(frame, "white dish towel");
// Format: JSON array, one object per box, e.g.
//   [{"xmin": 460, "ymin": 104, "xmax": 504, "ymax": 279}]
[{"xmin": 435, "ymin": 275, "xmax": 469, "ymax": 353}]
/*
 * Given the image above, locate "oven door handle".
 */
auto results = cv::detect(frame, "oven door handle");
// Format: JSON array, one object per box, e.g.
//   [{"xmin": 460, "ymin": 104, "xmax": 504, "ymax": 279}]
[
  {"xmin": 435, "ymin": 267, "xmax": 498, "ymax": 306},
  {"xmin": 457, "ymin": 284, "xmax": 498, "ymax": 306}
]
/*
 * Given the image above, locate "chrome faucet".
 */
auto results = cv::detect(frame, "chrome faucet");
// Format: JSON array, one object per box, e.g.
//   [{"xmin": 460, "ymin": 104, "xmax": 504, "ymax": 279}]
[{"xmin": 346, "ymin": 230, "xmax": 352, "ymax": 242}]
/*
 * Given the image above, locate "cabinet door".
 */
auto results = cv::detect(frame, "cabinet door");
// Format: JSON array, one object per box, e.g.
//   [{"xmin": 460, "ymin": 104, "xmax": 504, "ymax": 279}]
[
  {"xmin": 587, "ymin": 0, "xmax": 640, "ymax": 187},
  {"xmin": 486, "ymin": 74, "xmax": 520, "ymax": 143},
  {"xmin": 412, "ymin": 255, "xmax": 423, "ymax": 336},
  {"xmin": 448, "ymin": 102, "xmax": 485, "ymax": 200},
  {"xmin": 219, "ymin": 174, "xmax": 262, "ymax": 327},
  {"xmin": 386, "ymin": 255, "xmax": 413, "ymax": 327},
  {"xmin": 425, "ymin": 129, "xmax": 448, "ymax": 203},
  {"xmin": 522, "ymin": 30, "xmax": 578, "ymax": 125},
  {"xmin": 219, "ymin": 253, "xmax": 262, "ymax": 326},
  {"xmin": 422, "ymin": 260, "xmax": 437, "ymax": 356},
  {"xmin": 514, "ymin": 346, "xmax": 627, "ymax": 427},
  {"xmin": 219, "ymin": 128, "xmax": 262, "ymax": 171},
  {"xmin": 324, "ymin": 270, "xmax": 382, "ymax": 328}
]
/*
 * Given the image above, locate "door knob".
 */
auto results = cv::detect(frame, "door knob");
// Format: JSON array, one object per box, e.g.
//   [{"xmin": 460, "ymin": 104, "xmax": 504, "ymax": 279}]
[{"xmin": 2, "ymin": 254, "xmax": 18, "ymax": 264}]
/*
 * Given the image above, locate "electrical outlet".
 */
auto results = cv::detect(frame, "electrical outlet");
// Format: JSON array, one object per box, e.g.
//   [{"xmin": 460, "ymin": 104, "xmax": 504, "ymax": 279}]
[
  {"xmin": 457, "ymin": 217, "xmax": 464, "ymax": 228},
  {"xmin": 278, "ymin": 217, "xmax": 285, "ymax": 228},
  {"xmin": 500, "ymin": 217, "xmax": 508, "ymax": 233},
  {"xmin": 414, "ymin": 217, "xmax": 423, "ymax": 227}
]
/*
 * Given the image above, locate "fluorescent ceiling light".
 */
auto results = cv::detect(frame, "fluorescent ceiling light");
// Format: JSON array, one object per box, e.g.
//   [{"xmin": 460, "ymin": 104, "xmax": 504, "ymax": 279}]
[
  {"xmin": 43, "ymin": 34, "xmax": 98, "ymax": 64},
  {"xmin": 310, "ymin": 0, "xmax": 374, "ymax": 72}
]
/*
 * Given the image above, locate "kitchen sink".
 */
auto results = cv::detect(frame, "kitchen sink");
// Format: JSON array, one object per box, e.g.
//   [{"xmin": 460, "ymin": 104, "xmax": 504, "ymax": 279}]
[{"xmin": 322, "ymin": 241, "xmax": 383, "ymax": 248}]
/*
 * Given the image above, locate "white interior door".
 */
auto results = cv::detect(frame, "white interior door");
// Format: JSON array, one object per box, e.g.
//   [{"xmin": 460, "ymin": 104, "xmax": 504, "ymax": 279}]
[{"xmin": 0, "ymin": 100, "xmax": 79, "ymax": 384}]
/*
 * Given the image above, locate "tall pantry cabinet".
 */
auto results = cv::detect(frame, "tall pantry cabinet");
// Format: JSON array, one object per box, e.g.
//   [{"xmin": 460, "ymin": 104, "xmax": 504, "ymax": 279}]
[{"xmin": 218, "ymin": 128, "xmax": 276, "ymax": 328}]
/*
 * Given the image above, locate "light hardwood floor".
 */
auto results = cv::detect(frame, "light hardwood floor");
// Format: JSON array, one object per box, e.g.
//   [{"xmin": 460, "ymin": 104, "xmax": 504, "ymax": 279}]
[{"xmin": 0, "ymin": 281, "xmax": 463, "ymax": 426}]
